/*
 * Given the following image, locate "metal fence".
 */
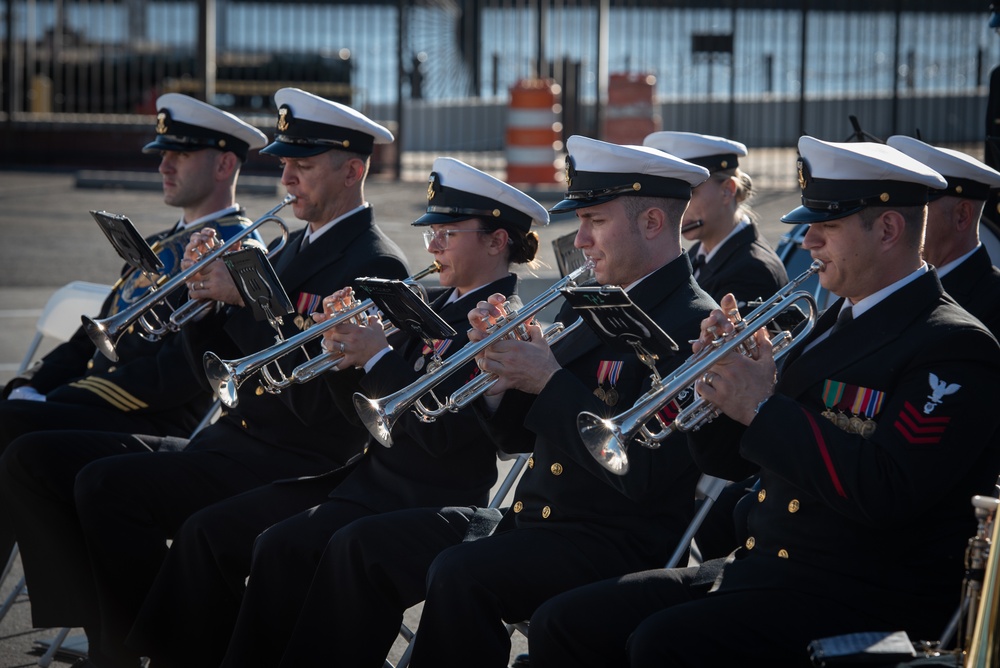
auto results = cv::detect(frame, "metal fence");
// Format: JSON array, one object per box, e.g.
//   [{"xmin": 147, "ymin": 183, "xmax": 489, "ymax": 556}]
[{"xmin": 1, "ymin": 0, "xmax": 997, "ymax": 186}]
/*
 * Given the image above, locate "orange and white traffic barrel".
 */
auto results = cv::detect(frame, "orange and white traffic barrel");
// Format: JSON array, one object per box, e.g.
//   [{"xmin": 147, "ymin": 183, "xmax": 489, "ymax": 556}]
[
  {"xmin": 506, "ymin": 78, "xmax": 562, "ymax": 184},
  {"xmin": 603, "ymin": 73, "xmax": 660, "ymax": 145}
]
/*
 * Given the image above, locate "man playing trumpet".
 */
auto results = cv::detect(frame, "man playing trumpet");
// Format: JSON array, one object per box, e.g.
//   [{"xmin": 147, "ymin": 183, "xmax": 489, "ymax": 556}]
[
  {"xmin": 528, "ymin": 136, "xmax": 1000, "ymax": 668},
  {"xmin": 0, "ymin": 89, "xmax": 409, "ymax": 668},
  {"xmin": 0, "ymin": 92, "xmax": 266, "ymax": 607},
  {"xmin": 256, "ymin": 136, "xmax": 718, "ymax": 668}
]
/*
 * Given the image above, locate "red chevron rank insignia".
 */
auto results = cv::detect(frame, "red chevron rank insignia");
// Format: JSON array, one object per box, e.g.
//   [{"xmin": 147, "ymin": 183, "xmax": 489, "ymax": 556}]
[{"xmin": 894, "ymin": 400, "xmax": 951, "ymax": 444}]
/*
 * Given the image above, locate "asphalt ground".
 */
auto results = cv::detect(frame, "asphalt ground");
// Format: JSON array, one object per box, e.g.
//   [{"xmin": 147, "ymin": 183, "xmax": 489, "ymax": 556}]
[{"xmin": 0, "ymin": 168, "xmax": 802, "ymax": 667}]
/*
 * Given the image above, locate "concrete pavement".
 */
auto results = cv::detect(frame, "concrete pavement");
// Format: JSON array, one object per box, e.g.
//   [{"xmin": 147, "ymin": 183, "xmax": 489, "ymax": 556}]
[{"xmin": 0, "ymin": 168, "xmax": 803, "ymax": 667}]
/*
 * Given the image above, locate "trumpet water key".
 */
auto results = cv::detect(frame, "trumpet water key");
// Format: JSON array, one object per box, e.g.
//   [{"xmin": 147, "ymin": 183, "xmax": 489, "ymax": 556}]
[
  {"xmin": 353, "ymin": 260, "xmax": 595, "ymax": 448},
  {"xmin": 579, "ymin": 259, "xmax": 823, "ymax": 475},
  {"xmin": 83, "ymin": 195, "xmax": 295, "ymax": 362}
]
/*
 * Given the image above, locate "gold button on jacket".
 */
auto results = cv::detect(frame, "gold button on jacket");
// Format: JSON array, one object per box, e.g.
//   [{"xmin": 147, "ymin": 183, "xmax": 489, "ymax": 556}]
[
  {"xmin": 513, "ymin": 501, "xmax": 523, "ymax": 513},
  {"xmin": 757, "ymin": 489, "xmax": 766, "ymax": 502},
  {"xmin": 778, "ymin": 549, "xmax": 789, "ymax": 558},
  {"xmin": 527, "ymin": 457, "xmax": 534, "ymax": 469},
  {"xmin": 542, "ymin": 505, "xmax": 551, "ymax": 518},
  {"xmin": 745, "ymin": 536, "xmax": 755, "ymax": 550},
  {"xmin": 788, "ymin": 499, "xmax": 800, "ymax": 513},
  {"xmin": 550, "ymin": 463, "xmax": 563, "ymax": 476}
]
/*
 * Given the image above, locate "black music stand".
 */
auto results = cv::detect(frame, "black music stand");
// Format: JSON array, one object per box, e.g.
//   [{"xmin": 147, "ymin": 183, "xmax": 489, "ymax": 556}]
[
  {"xmin": 560, "ymin": 285, "xmax": 677, "ymax": 382},
  {"xmin": 222, "ymin": 247, "xmax": 295, "ymax": 333},
  {"xmin": 355, "ymin": 277, "xmax": 457, "ymax": 369},
  {"xmin": 89, "ymin": 210, "xmax": 164, "ymax": 276},
  {"xmin": 551, "ymin": 231, "xmax": 589, "ymax": 278}
]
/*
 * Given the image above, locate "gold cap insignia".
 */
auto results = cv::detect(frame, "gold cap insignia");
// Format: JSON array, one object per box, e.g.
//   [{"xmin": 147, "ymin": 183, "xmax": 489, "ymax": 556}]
[
  {"xmin": 720, "ymin": 160, "xmax": 728, "ymax": 169},
  {"xmin": 796, "ymin": 157, "xmax": 808, "ymax": 191},
  {"xmin": 277, "ymin": 106, "xmax": 291, "ymax": 133},
  {"xmin": 156, "ymin": 111, "xmax": 169, "ymax": 135},
  {"xmin": 427, "ymin": 172, "xmax": 439, "ymax": 201},
  {"xmin": 565, "ymin": 155, "xmax": 576, "ymax": 187},
  {"xmin": 879, "ymin": 192, "xmax": 890, "ymax": 203}
]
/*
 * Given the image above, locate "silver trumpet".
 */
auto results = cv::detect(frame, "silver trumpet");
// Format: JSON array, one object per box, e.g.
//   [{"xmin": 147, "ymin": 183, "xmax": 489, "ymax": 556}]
[
  {"xmin": 354, "ymin": 260, "xmax": 595, "ymax": 447},
  {"xmin": 203, "ymin": 262, "xmax": 441, "ymax": 408},
  {"xmin": 82, "ymin": 195, "xmax": 295, "ymax": 362},
  {"xmin": 579, "ymin": 259, "xmax": 823, "ymax": 475}
]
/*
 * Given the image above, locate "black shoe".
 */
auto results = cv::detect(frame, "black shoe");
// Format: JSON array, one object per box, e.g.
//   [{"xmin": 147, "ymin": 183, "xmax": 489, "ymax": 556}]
[
  {"xmin": 511, "ymin": 653, "xmax": 530, "ymax": 668},
  {"xmin": 69, "ymin": 659, "xmax": 98, "ymax": 668}
]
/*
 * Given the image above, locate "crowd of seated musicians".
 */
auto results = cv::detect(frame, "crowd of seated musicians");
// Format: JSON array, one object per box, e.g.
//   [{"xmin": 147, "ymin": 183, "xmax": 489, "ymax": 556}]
[{"xmin": 0, "ymin": 87, "xmax": 998, "ymax": 668}]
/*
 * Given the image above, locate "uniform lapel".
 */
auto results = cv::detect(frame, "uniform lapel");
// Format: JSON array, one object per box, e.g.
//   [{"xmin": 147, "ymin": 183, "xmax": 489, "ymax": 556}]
[{"xmin": 778, "ymin": 273, "xmax": 942, "ymax": 398}]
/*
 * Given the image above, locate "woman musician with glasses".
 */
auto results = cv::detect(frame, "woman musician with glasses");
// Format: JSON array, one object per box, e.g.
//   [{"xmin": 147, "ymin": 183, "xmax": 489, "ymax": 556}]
[{"xmin": 127, "ymin": 158, "xmax": 549, "ymax": 668}]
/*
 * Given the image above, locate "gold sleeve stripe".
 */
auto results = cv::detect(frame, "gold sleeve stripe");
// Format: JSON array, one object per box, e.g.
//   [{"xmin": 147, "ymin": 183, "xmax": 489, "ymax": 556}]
[{"xmin": 68, "ymin": 378, "xmax": 149, "ymax": 411}]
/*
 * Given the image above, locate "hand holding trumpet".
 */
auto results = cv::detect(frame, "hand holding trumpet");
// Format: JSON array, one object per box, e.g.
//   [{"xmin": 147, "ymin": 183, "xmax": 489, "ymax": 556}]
[
  {"xmin": 313, "ymin": 287, "xmax": 389, "ymax": 369},
  {"xmin": 468, "ymin": 293, "xmax": 561, "ymax": 396},
  {"xmin": 692, "ymin": 293, "xmax": 777, "ymax": 426},
  {"xmin": 181, "ymin": 228, "xmax": 244, "ymax": 306}
]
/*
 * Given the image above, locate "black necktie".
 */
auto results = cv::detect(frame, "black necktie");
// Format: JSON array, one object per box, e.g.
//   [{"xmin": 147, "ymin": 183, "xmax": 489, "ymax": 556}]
[
  {"xmin": 299, "ymin": 234, "xmax": 311, "ymax": 253},
  {"xmin": 691, "ymin": 254, "xmax": 706, "ymax": 275},
  {"xmin": 830, "ymin": 305, "xmax": 854, "ymax": 335}
]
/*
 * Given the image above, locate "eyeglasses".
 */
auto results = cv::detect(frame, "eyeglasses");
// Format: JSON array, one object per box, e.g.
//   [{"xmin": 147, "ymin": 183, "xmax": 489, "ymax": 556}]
[{"xmin": 422, "ymin": 228, "xmax": 485, "ymax": 250}]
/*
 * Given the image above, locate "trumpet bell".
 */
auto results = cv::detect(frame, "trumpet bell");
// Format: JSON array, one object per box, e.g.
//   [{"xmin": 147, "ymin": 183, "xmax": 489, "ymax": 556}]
[
  {"xmin": 353, "ymin": 393, "xmax": 394, "ymax": 447},
  {"xmin": 578, "ymin": 412, "xmax": 630, "ymax": 475},
  {"xmin": 82, "ymin": 315, "xmax": 120, "ymax": 363},
  {"xmin": 203, "ymin": 351, "xmax": 240, "ymax": 408}
]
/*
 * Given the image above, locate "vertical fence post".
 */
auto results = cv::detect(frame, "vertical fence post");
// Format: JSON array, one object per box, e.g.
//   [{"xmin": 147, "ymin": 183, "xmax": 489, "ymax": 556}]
[
  {"xmin": 395, "ymin": 0, "xmax": 406, "ymax": 181},
  {"xmin": 197, "ymin": 0, "xmax": 216, "ymax": 103},
  {"xmin": 797, "ymin": 0, "xmax": 808, "ymax": 138},
  {"xmin": 3, "ymin": 0, "xmax": 19, "ymax": 118}
]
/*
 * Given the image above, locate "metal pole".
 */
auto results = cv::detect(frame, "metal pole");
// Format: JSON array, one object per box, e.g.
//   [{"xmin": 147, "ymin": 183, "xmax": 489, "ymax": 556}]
[
  {"xmin": 797, "ymin": 0, "xmax": 808, "ymax": 137},
  {"xmin": 596, "ymin": 0, "xmax": 610, "ymax": 140},
  {"xmin": 395, "ymin": 0, "xmax": 405, "ymax": 181},
  {"xmin": 197, "ymin": 0, "xmax": 216, "ymax": 103},
  {"xmin": 3, "ymin": 0, "xmax": 18, "ymax": 118},
  {"xmin": 890, "ymin": 0, "xmax": 902, "ymax": 135}
]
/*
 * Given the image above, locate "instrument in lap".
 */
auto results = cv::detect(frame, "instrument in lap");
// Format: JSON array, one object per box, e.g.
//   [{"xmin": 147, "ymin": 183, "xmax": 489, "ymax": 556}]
[
  {"xmin": 82, "ymin": 195, "xmax": 295, "ymax": 362},
  {"xmin": 203, "ymin": 262, "xmax": 442, "ymax": 408},
  {"xmin": 354, "ymin": 260, "xmax": 595, "ymax": 447},
  {"xmin": 580, "ymin": 260, "xmax": 823, "ymax": 475}
]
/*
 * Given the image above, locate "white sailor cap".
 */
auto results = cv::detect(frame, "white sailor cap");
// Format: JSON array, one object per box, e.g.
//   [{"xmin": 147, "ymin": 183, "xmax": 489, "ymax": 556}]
[
  {"xmin": 143, "ymin": 93, "xmax": 267, "ymax": 161},
  {"xmin": 886, "ymin": 135, "xmax": 1000, "ymax": 201},
  {"xmin": 550, "ymin": 135, "xmax": 710, "ymax": 214},
  {"xmin": 642, "ymin": 131, "xmax": 748, "ymax": 173},
  {"xmin": 414, "ymin": 157, "xmax": 549, "ymax": 232},
  {"xmin": 781, "ymin": 136, "xmax": 947, "ymax": 224},
  {"xmin": 262, "ymin": 87, "xmax": 394, "ymax": 158}
]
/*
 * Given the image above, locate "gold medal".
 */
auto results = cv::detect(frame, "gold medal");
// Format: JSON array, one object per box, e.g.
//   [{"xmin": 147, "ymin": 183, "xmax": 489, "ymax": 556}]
[
  {"xmin": 593, "ymin": 386, "xmax": 607, "ymax": 402},
  {"xmin": 835, "ymin": 413, "xmax": 850, "ymax": 430},
  {"xmin": 848, "ymin": 416, "xmax": 864, "ymax": 434},
  {"xmin": 821, "ymin": 409, "xmax": 836, "ymax": 422},
  {"xmin": 414, "ymin": 356, "xmax": 425, "ymax": 372},
  {"xmin": 293, "ymin": 314, "xmax": 305, "ymax": 330},
  {"xmin": 860, "ymin": 419, "xmax": 877, "ymax": 438},
  {"xmin": 605, "ymin": 388, "xmax": 619, "ymax": 407}
]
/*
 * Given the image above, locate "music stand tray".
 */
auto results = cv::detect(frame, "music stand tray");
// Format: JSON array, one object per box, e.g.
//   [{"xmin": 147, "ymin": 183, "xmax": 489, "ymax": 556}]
[{"xmin": 90, "ymin": 210, "xmax": 163, "ymax": 275}]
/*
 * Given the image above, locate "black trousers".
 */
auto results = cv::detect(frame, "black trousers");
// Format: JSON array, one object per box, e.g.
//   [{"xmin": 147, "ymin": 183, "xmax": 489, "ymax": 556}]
[
  {"xmin": 127, "ymin": 472, "xmax": 353, "ymax": 668},
  {"xmin": 0, "ymin": 399, "xmax": 188, "ymax": 565},
  {"xmin": 528, "ymin": 562, "xmax": 937, "ymax": 668},
  {"xmin": 263, "ymin": 504, "xmax": 659, "ymax": 668},
  {"xmin": 0, "ymin": 421, "xmax": 341, "ymax": 668}
]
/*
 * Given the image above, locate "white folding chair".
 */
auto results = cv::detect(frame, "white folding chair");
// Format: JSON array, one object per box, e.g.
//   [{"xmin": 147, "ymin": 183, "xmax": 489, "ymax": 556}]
[
  {"xmin": 17, "ymin": 281, "xmax": 112, "ymax": 375},
  {"xmin": 1, "ymin": 282, "xmax": 110, "ymax": 665}
]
